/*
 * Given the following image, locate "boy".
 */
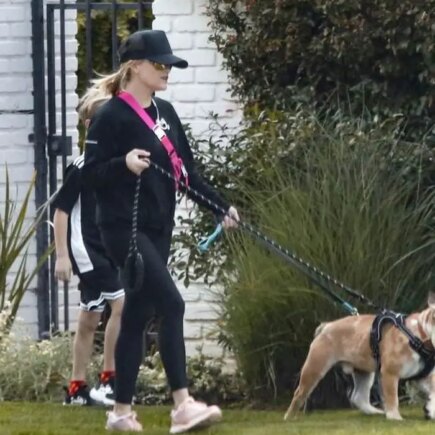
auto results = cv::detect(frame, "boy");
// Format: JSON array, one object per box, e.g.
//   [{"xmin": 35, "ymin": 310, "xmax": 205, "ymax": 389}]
[{"xmin": 53, "ymin": 91, "xmax": 124, "ymax": 406}]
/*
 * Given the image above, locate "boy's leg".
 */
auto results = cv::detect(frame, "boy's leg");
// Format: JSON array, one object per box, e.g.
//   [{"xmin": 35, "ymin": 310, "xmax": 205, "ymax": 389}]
[
  {"xmin": 89, "ymin": 267, "xmax": 124, "ymax": 407},
  {"xmin": 64, "ymin": 270, "xmax": 106, "ymax": 406},
  {"xmin": 90, "ymin": 295, "xmax": 124, "ymax": 406},
  {"xmin": 72, "ymin": 310, "xmax": 101, "ymax": 380},
  {"xmin": 64, "ymin": 308, "xmax": 101, "ymax": 406}
]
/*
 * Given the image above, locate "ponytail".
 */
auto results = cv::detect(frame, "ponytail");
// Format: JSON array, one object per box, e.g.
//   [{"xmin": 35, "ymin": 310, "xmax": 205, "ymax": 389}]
[
  {"xmin": 77, "ymin": 86, "xmax": 109, "ymax": 124},
  {"xmin": 78, "ymin": 61, "xmax": 134, "ymax": 122}
]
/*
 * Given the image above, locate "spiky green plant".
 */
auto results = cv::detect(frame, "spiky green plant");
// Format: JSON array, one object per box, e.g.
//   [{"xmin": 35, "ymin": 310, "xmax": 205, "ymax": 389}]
[{"xmin": 0, "ymin": 168, "xmax": 53, "ymax": 335}]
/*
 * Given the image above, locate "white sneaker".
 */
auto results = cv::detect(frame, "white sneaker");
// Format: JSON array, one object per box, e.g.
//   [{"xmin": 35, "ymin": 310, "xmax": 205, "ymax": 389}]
[
  {"xmin": 105, "ymin": 411, "xmax": 143, "ymax": 432},
  {"xmin": 90, "ymin": 383, "xmax": 115, "ymax": 406},
  {"xmin": 170, "ymin": 397, "xmax": 222, "ymax": 434}
]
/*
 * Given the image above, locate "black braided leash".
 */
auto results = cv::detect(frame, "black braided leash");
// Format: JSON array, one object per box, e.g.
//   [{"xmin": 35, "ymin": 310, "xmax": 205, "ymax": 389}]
[
  {"xmin": 129, "ymin": 176, "xmax": 141, "ymax": 257},
  {"xmin": 149, "ymin": 160, "xmax": 379, "ymax": 315},
  {"xmin": 122, "ymin": 175, "xmax": 144, "ymax": 294}
]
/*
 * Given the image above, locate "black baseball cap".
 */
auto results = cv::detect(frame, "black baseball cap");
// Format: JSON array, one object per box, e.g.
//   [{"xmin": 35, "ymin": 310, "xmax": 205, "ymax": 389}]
[{"xmin": 118, "ymin": 30, "xmax": 188, "ymax": 69}]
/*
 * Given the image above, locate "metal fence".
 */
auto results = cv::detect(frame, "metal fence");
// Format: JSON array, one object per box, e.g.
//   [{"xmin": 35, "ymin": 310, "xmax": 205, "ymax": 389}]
[{"xmin": 31, "ymin": 0, "xmax": 153, "ymax": 338}]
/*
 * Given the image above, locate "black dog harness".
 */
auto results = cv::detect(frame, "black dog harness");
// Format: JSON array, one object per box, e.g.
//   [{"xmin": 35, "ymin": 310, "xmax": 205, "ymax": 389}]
[{"xmin": 370, "ymin": 309, "xmax": 435, "ymax": 381}]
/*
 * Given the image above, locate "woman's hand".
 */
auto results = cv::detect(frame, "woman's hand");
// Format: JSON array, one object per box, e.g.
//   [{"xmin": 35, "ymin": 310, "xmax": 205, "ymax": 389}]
[
  {"xmin": 126, "ymin": 149, "xmax": 150, "ymax": 175},
  {"xmin": 222, "ymin": 206, "xmax": 239, "ymax": 230},
  {"xmin": 55, "ymin": 255, "xmax": 72, "ymax": 282}
]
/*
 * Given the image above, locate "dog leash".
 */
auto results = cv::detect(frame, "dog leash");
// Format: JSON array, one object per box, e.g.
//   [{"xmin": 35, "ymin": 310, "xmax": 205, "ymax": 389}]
[
  {"xmin": 196, "ymin": 221, "xmax": 355, "ymax": 311},
  {"xmin": 149, "ymin": 160, "xmax": 380, "ymax": 316},
  {"xmin": 122, "ymin": 175, "xmax": 144, "ymax": 294}
]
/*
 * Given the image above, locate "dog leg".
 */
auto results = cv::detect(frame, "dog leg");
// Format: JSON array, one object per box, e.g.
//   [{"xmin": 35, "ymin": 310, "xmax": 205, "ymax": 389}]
[
  {"xmin": 418, "ymin": 374, "xmax": 435, "ymax": 419},
  {"xmin": 380, "ymin": 370, "xmax": 402, "ymax": 420},
  {"xmin": 284, "ymin": 338, "xmax": 336, "ymax": 420},
  {"xmin": 350, "ymin": 371, "xmax": 383, "ymax": 415}
]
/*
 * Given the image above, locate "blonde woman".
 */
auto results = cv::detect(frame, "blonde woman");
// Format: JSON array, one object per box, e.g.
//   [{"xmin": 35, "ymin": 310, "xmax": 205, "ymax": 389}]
[
  {"xmin": 53, "ymin": 90, "xmax": 124, "ymax": 406},
  {"xmin": 82, "ymin": 30, "xmax": 239, "ymax": 432}
]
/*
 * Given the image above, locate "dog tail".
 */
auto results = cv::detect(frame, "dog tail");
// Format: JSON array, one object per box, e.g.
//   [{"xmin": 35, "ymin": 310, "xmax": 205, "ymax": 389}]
[{"xmin": 314, "ymin": 322, "xmax": 328, "ymax": 337}]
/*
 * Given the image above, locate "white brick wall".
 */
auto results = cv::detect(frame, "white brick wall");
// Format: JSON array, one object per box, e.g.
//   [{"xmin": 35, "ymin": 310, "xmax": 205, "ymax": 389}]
[
  {"xmin": 0, "ymin": 0, "xmax": 38, "ymax": 337},
  {"xmin": 154, "ymin": 0, "xmax": 241, "ymax": 357},
  {"xmin": 153, "ymin": 0, "xmax": 240, "ymax": 136},
  {"xmin": 1, "ymin": 0, "xmax": 240, "ymax": 357}
]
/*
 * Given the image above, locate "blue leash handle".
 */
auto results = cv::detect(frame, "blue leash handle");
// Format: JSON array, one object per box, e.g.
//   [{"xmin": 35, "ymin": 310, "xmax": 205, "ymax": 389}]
[
  {"xmin": 342, "ymin": 301, "xmax": 359, "ymax": 316},
  {"xmin": 197, "ymin": 223, "xmax": 223, "ymax": 253}
]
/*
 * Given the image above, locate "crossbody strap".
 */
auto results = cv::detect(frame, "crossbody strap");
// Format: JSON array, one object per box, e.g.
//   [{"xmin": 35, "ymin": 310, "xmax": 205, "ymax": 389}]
[{"xmin": 118, "ymin": 90, "xmax": 188, "ymax": 190}]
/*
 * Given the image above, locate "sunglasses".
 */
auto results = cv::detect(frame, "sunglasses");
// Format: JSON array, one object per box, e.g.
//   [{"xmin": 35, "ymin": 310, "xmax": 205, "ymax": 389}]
[{"xmin": 150, "ymin": 61, "xmax": 172, "ymax": 71}]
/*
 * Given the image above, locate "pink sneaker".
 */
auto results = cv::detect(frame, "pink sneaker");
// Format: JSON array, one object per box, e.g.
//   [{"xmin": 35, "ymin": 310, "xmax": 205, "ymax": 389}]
[
  {"xmin": 170, "ymin": 397, "xmax": 222, "ymax": 434},
  {"xmin": 105, "ymin": 411, "xmax": 143, "ymax": 432}
]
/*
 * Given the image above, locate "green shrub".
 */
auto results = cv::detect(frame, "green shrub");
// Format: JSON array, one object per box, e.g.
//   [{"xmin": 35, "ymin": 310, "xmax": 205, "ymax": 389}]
[
  {"xmin": 0, "ymin": 329, "xmax": 72, "ymax": 401},
  {"xmin": 136, "ymin": 350, "xmax": 245, "ymax": 406},
  {"xmin": 207, "ymin": 0, "xmax": 435, "ymax": 124},
  {"xmin": 207, "ymin": 110, "xmax": 435, "ymax": 399},
  {"xmin": 173, "ymin": 105, "xmax": 435, "ymax": 286},
  {"xmin": 0, "ymin": 327, "xmax": 244, "ymax": 404},
  {"xmin": 176, "ymin": 0, "xmax": 435, "ymax": 289}
]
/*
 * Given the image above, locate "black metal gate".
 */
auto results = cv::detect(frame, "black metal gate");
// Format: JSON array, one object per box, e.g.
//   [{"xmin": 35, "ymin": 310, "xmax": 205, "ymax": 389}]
[{"xmin": 31, "ymin": 0, "xmax": 153, "ymax": 338}]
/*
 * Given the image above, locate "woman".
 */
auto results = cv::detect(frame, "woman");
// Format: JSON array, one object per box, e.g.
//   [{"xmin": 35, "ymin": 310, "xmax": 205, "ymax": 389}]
[{"xmin": 82, "ymin": 29, "xmax": 239, "ymax": 433}]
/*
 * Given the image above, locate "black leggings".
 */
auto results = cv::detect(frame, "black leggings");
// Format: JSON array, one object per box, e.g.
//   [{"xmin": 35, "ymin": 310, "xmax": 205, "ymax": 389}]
[{"xmin": 102, "ymin": 226, "xmax": 187, "ymax": 404}]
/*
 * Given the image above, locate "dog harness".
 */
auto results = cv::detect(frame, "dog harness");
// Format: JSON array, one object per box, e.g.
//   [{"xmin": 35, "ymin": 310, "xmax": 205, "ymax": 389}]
[{"xmin": 370, "ymin": 309, "xmax": 435, "ymax": 381}]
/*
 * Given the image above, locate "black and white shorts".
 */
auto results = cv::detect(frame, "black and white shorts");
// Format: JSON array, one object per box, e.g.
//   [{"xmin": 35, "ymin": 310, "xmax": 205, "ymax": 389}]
[{"xmin": 78, "ymin": 267, "xmax": 124, "ymax": 313}]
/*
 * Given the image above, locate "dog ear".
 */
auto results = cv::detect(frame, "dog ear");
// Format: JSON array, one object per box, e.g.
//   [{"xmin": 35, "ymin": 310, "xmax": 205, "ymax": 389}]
[{"xmin": 428, "ymin": 291, "xmax": 435, "ymax": 309}]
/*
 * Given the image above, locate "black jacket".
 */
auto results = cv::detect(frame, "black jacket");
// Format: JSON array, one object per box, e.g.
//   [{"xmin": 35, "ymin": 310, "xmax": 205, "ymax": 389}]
[
  {"xmin": 52, "ymin": 155, "xmax": 114, "ymax": 274},
  {"xmin": 82, "ymin": 96, "xmax": 229, "ymax": 231}
]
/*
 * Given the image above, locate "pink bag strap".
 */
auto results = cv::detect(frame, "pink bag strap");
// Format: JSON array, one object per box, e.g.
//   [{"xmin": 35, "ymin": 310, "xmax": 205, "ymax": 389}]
[{"xmin": 118, "ymin": 91, "xmax": 188, "ymax": 190}]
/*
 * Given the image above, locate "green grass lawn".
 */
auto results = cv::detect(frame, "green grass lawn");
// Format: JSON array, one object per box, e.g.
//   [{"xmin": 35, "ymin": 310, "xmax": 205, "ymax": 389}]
[{"xmin": 0, "ymin": 402, "xmax": 434, "ymax": 435}]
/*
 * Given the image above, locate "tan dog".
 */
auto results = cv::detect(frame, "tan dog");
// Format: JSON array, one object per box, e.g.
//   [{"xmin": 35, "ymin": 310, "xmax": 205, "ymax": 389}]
[{"xmin": 284, "ymin": 293, "xmax": 435, "ymax": 421}]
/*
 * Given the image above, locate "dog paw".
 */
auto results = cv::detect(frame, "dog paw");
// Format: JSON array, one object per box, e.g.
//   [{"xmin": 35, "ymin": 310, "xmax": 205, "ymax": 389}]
[
  {"xmin": 386, "ymin": 413, "xmax": 403, "ymax": 421},
  {"xmin": 283, "ymin": 410, "xmax": 298, "ymax": 421},
  {"xmin": 423, "ymin": 401, "xmax": 435, "ymax": 420}
]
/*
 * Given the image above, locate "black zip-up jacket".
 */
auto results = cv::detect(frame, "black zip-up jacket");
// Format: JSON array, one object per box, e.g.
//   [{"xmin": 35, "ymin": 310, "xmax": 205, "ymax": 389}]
[{"xmin": 82, "ymin": 96, "xmax": 229, "ymax": 231}]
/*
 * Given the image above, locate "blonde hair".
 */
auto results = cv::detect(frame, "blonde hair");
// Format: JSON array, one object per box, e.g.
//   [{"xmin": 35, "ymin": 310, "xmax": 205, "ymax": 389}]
[
  {"xmin": 78, "ymin": 61, "xmax": 136, "ymax": 124},
  {"xmin": 77, "ymin": 86, "xmax": 109, "ymax": 124}
]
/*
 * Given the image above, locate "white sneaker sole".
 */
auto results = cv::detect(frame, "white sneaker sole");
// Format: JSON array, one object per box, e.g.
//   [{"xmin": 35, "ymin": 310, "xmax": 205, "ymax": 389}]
[
  {"xmin": 105, "ymin": 423, "xmax": 142, "ymax": 432},
  {"xmin": 169, "ymin": 407, "xmax": 222, "ymax": 434},
  {"xmin": 105, "ymin": 422, "xmax": 142, "ymax": 431},
  {"xmin": 105, "ymin": 412, "xmax": 143, "ymax": 432}
]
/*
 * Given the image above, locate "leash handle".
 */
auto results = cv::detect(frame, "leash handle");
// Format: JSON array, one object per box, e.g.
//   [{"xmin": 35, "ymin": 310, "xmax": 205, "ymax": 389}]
[
  {"xmin": 342, "ymin": 302, "xmax": 359, "ymax": 316},
  {"xmin": 198, "ymin": 223, "xmax": 223, "ymax": 253}
]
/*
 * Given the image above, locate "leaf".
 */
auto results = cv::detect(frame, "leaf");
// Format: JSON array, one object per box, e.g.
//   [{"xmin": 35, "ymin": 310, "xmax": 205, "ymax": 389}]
[{"xmin": 0, "ymin": 169, "xmax": 53, "ymax": 337}]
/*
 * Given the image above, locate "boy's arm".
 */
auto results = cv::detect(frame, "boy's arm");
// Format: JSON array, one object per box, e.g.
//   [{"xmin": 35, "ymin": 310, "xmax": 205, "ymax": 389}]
[
  {"xmin": 53, "ymin": 208, "xmax": 72, "ymax": 282},
  {"xmin": 52, "ymin": 163, "xmax": 80, "ymax": 282}
]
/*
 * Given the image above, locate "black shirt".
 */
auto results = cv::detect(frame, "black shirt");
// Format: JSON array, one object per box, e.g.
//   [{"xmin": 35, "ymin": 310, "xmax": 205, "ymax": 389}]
[
  {"xmin": 82, "ymin": 96, "xmax": 229, "ymax": 231},
  {"xmin": 52, "ymin": 155, "xmax": 114, "ymax": 274}
]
